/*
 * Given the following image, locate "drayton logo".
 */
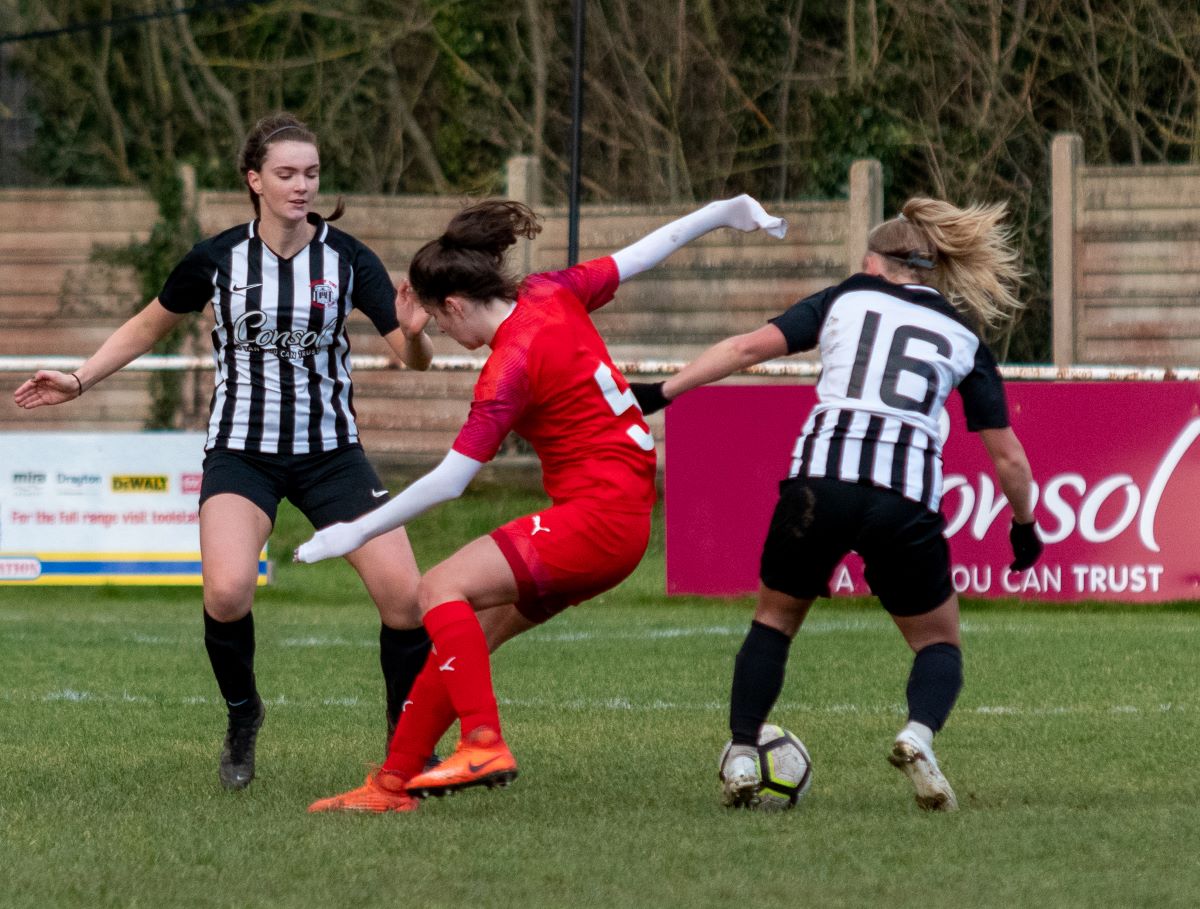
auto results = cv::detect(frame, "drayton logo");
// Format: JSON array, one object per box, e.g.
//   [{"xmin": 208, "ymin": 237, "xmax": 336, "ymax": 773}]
[
  {"xmin": 56, "ymin": 471, "xmax": 103, "ymax": 494},
  {"xmin": 111, "ymin": 475, "xmax": 169, "ymax": 493}
]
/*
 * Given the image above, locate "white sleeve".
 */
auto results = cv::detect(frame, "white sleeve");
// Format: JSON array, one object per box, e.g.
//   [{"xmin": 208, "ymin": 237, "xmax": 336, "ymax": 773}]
[
  {"xmin": 609, "ymin": 194, "xmax": 788, "ymax": 283},
  {"xmin": 294, "ymin": 450, "xmax": 483, "ymax": 563}
]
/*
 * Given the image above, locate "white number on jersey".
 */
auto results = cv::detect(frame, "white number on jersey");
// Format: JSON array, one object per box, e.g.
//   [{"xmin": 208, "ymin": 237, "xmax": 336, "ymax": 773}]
[{"xmin": 593, "ymin": 362, "xmax": 655, "ymax": 451}]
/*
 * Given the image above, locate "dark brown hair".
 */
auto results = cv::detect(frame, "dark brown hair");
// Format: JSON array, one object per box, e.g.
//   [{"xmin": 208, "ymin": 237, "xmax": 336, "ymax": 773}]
[
  {"xmin": 409, "ymin": 200, "xmax": 543, "ymax": 305},
  {"xmin": 237, "ymin": 112, "xmax": 344, "ymax": 222}
]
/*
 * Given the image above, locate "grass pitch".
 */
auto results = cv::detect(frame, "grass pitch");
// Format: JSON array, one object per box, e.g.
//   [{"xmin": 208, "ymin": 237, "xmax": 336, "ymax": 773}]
[{"xmin": 2, "ymin": 486, "xmax": 1199, "ymax": 908}]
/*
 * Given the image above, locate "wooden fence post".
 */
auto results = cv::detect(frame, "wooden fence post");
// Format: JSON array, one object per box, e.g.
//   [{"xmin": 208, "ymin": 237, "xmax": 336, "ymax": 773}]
[
  {"xmin": 847, "ymin": 159, "xmax": 883, "ymax": 274},
  {"xmin": 178, "ymin": 163, "xmax": 197, "ymax": 219},
  {"xmin": 506, "ymin": 156, "xmax": 542, "ymax": 274},
  {"xmin": 1051, "ymin": 133, "xmax": 1082, "ymax": 367}
]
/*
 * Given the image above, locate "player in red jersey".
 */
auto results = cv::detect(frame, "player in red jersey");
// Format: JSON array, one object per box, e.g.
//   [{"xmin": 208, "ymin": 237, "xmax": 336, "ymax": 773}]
[{"xmin": 295, "ymin": 195, "xmax": 787, "ymax": 812}]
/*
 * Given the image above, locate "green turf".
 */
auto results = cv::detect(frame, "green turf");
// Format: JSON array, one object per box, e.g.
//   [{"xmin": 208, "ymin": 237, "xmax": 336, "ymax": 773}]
[{"xmin": 2, "ymin": 487, "xmax": 1199, "ymax": 908}]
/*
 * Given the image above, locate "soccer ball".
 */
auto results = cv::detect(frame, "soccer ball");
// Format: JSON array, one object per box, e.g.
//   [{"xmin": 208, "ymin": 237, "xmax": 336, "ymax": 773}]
[{"xmin": 719, "ymin": 724, "xmax": 813, "ymax": 811}]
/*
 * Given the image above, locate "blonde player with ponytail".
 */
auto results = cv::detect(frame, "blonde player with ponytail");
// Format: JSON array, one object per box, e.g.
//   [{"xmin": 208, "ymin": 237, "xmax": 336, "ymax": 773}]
[{"xmin": 633, "ymin": 197, "xmax": 1043, "ymax": 812}]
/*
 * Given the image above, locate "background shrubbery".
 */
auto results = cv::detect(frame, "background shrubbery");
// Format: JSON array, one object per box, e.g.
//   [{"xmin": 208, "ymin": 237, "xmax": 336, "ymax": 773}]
[{"xmin": 6, "ymin": 1, "xmax": 1200, "ymax": 359}]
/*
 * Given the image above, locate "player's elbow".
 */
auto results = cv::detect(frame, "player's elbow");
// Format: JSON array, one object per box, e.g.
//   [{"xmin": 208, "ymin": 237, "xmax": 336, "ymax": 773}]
[{"xmin": 726, "ymin": 328, "xmax": 782, "ymax": 369}]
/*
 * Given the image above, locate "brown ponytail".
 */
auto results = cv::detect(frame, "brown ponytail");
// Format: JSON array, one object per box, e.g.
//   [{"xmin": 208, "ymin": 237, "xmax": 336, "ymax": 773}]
[{"xmin": 409, "ymin": 200, "xmax": 542, "ymax": 305}]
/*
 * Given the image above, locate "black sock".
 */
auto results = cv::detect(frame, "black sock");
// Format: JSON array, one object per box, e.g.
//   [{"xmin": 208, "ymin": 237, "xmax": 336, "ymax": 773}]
[
  {"xmin": 905, "ymin": 642, "xmax": 963, "ymax": 733},
  {"xmin": 203, "ymin": 611, "xmax": 258, "ymax": 715},
  {"xmin": 379, "ymin": 624, "xmax": 432, "ymax": 728},
  {"xmin": 729, "ymin": 621, "xmax": 793, "ymax": 746}
]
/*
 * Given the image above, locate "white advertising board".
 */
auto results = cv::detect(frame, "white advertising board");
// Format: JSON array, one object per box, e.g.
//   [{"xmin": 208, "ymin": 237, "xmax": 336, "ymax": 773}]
[{"xmin": 0, "ymin": 432, "xmax": 267, "ymax": 585}]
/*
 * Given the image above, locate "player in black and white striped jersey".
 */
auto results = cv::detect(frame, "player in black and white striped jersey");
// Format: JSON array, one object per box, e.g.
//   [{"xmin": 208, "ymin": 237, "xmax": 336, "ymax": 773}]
[
  {"xmin": 14, "ymin": 113, "xmax": 435, "ymax": 792},
  {"xmin": 634, "ymin": 197, "xmax": 1043, "ymax": 812},
  {"xmin": 780, "ymin": 271, "xmax": 1007, "ymax": 511}
]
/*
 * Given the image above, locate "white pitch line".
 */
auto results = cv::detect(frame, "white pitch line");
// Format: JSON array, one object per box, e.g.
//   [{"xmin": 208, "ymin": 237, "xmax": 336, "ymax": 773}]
[{"xmin": 4, "ymin": 688, "xmax": 1192, "ymax": 718}]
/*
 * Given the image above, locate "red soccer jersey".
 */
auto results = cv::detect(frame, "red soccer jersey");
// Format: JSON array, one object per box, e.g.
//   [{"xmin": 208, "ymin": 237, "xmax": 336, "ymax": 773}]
[{"xmin": 451, "ymin": 256, "xmax": 657, "ymax": 512}]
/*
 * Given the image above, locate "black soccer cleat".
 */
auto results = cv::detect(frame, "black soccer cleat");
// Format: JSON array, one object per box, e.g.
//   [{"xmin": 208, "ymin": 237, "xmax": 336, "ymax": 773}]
[{"xmin": 218, "ymin": 695, "xmax": 265, "ymax": 791}]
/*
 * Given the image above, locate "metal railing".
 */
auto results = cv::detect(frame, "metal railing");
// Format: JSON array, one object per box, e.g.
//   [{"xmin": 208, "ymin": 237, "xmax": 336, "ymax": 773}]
[{"xmin": 1, "ymin": 354, "xmax": 1198, "ymax": 382}]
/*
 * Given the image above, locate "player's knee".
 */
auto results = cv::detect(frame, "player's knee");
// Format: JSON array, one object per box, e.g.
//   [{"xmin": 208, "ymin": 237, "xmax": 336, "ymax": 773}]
[
  {"xmin": 373, "ymin": 588, "xmax": 421, "ymax": 627},
  {"xmin": 203, "ymin": 575, "xmax": 256, "ymax": 621},
  {"xmin": 416, "ymin": 568, "xmax": 457, "ymax": 614}
]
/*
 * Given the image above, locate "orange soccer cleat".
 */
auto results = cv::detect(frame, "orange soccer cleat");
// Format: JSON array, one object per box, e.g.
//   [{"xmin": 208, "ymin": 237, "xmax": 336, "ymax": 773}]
[
  {"xmin": 405, "ymin": 727, "xmax": 518, "ymax": 798},
  {"xmin": 307, "ymin": 769, "xmax": 420, "ymax": 814}
]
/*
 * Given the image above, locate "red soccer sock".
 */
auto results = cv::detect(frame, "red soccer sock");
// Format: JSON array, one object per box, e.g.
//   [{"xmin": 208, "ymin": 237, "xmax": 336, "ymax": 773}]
[
  {"xmin": 382, "ymin": 655, "xmax": 456, "ymax": 778},
  {"xmin": 421, "ymin": 600, "xmax": 502, "ymax": 740}
]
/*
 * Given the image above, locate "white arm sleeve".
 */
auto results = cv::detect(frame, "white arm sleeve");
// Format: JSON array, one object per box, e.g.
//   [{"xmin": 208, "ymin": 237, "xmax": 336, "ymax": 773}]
[
  {"xmin": 294, "ymin": 449, "xmax": 484, "ymax": 563},
  {"xmin": 609, "ymin": 194, "xmax": 788, "ymax": 283}
]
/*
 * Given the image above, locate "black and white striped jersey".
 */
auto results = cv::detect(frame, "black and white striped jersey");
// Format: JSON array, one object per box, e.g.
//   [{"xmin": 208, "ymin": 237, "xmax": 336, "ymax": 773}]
[
  {"xmin": 158, "ymin": 214, "xmax": 400, "ymax": 454},
  {"xmin": 770, "ymin": 273, "xmax": 1009, "ymax": 511}
]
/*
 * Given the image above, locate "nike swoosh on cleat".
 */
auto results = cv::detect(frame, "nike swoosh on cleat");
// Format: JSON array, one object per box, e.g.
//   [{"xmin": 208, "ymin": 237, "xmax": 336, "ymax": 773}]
[
  {"xmin": 467, "ymin": 756, "xmax": 503, "ymax": 774},
  {"xmin": 371, "ymin": 489, "xmax": 388, "ymax": 498}
]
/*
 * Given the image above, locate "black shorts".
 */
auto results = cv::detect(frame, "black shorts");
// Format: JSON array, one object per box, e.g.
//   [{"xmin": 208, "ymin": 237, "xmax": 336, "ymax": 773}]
[
  {"xmin": 199, "ymin": 444, "xmax": 390, "ymax": 530},
  {"xmin": 759, "ymin": 476, "xmax": 952, "ymax": 617}
]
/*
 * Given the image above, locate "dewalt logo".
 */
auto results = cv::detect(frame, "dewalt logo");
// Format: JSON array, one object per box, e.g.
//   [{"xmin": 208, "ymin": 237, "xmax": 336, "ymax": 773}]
[{"xmin": 111, "ymin": 475, "xmax": 169, "ymax": 493}]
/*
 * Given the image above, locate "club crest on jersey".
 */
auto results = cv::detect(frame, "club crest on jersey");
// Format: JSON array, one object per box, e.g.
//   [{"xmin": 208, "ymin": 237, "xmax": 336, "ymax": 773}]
[{"xmin": 310, "ymin": 279, "xmax": 338, "ymax": 308}]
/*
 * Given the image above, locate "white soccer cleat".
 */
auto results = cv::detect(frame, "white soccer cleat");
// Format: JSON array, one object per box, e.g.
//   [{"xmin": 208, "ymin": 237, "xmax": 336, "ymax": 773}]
[
  {"xmin": 720, "ymin": 745, "xmax": 762, "ymax": 809},
  {"xmin": 888, "ymin": 729, "xmax": 958, "ymax": 812}
]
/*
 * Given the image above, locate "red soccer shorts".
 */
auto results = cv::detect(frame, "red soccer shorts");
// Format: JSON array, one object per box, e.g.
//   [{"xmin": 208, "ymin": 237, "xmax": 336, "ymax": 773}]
[{"xmin": 489, "ymin": 501, "xmax": 652, "ymax": 623}]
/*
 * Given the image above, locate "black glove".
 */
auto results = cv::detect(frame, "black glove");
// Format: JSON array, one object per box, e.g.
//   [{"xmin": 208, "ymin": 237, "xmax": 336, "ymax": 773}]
[
  {"xmin": 1008, "ymin": 519, "xmax": 1043, "ymax": 571},
  {"xmin": 630, "ymin": 381, "xmax": 671, "ymax": 415}
]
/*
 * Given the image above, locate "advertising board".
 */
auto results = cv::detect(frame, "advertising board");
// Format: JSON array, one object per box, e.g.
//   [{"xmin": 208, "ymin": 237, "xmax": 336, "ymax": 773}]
[
  {"xmin": 0, "ymin": 433, "xmax": 267, "ymax": 585},
  {"xmin": 665, "ymin": 383, "xmax": 1200, "ymax": 602}
]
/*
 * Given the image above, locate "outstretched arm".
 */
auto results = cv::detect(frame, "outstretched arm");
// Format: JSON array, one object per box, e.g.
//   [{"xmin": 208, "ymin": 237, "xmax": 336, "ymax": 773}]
[
  {"xmin": 632, "ymin": 324, "xmax": 789, "ymax": 415},
  {"xmin": 610, "ymin": 195, "xmax": 787, "ymax": 283},
  {"xmin": 13, "ymin": 299, "xmax": 185, "ymax": 408},
  {"xmin": 294, "ymin": 449, "xmax": 483, "ymax": 563}
]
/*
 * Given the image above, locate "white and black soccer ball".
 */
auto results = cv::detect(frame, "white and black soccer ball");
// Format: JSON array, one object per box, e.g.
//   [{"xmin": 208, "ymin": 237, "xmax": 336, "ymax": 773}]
[{"xmin": 719, "ymin": 724, "xmax": 813, "ymax": 811}]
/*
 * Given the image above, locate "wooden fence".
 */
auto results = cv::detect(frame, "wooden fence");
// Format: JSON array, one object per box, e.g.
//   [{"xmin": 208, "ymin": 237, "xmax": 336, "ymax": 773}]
[
  {"xmin": 0, "ymin": 159, "xmax": 884, "ymax": 459},
  {"xmin": 1051, "ymin": 133, "xmax": 1200, "ymax": 367}
]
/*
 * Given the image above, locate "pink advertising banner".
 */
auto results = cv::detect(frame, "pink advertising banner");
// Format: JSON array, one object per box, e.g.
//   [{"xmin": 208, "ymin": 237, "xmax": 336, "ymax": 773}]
[{"xmin": 664, "ymin": 383, "xmax": 1200, "ymax": 602}]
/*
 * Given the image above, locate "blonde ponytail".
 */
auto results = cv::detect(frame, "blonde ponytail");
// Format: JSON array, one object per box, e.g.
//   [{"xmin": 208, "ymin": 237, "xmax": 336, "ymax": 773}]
[{"xmin": 867, "ymin": 197, "xmax": 1024, "ymax": 331}]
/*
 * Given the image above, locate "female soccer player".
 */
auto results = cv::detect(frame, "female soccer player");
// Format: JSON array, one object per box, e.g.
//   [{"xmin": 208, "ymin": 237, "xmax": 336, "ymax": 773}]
[
  {"xmin": 12, "ymin": 113, "xmax": 435, "ymax": 791},
  {"xmin": 295, "ymin": 194, "xmax": 787, "ymax": 813},
  {"xmin": 633, "ymin": 198, "xmax": 1043, "ymax": 812}
]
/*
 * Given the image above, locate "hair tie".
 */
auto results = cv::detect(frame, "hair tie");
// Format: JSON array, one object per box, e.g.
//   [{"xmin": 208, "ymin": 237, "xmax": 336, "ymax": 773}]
[
  {"xmin": 873, "ymin": 248, "xmax": 936, "ymax": 270},
  {"xmin": 896, "ymin": 212, "xmax": 908, "ymax": 222},
  {"xmin": 262, "ymin": 125, "xmax": 302, "ymax": 144}
]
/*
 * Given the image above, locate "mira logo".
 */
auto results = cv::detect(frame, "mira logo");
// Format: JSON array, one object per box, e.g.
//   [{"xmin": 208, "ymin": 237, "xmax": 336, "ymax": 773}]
[
  {"xmin": 111, "ymin": 475, "xmax": 169, "ymax": 493},
  {"xmin": 11, "ymin": 471, "xmax": 46, "ymax": 495}
]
